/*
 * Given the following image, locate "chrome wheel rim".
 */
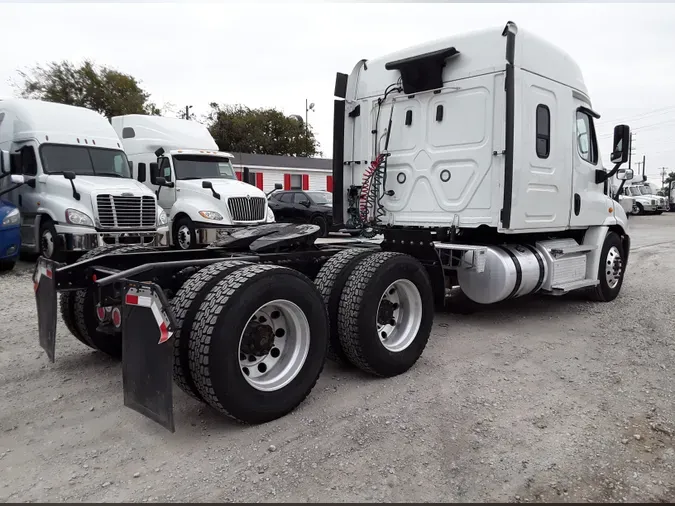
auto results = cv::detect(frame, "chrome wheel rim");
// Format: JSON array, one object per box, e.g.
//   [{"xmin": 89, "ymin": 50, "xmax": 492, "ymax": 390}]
[
  {"xmin": 605, "ymin": 246, "xmax": 623, "ymax": 289},
  {"xmin": 238, "ymin": 299, "xmax": 310, "ymax": 392},
  {"xmin": 376, "ymin": 279, "xmax": 423, "ymax": 352},
  {"xmin": 177, "ymin": 225, "xmax": 191, "ymax": 249},
  {"xmin": 41, "ymin": 229, "xmax": 55, "ymax": 258}
]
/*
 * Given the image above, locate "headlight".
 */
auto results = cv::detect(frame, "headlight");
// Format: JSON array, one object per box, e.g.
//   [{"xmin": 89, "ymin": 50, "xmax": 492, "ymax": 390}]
[
  {"xmin": 198, "ymin": 210, "xmax": 223, "ymax": 221},
  {"xmin": 65, "ymin": 208, "xmax": 94, "ymax": 227},
  {"xmin": 266, "ymin": 206, "xmax": 275, "ymax": 222},
  {"xmin": 158, "ymin": 209, "xmax": 168, "ymax": 226},
  {"xmin": 2, "ymin": 208, "xmax": 19, "ymax": 227}
]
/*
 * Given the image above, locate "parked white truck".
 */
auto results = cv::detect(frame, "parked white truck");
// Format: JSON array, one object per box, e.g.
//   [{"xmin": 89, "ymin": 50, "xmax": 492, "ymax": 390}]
[
  {"xmin": 0, "ymin": 99, "xmax": 168, "ymax": 260},
  {"xmin": 623, "ymin": 180, "xmax": 666, "ymax": 215},
  {"xmin": 34, "ymin": 22, "xmax": 635, "ymax": 433},
  {"xmin": 111, "ymin": 115, "xmax": 276, "ymax": 250}
]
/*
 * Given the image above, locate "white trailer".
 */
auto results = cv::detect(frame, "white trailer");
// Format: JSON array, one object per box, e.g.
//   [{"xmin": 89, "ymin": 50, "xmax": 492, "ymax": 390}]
[
  {"xmin": 111, "ymin": 115, "xmax": 276, "ymax": 250},
  {"xmin": 33, "ymin": 21, "xmax": 636, "ymax": 433},
  {"xmin": 0, "ymin": 99, "xmax": 168, "ymax": 260}
]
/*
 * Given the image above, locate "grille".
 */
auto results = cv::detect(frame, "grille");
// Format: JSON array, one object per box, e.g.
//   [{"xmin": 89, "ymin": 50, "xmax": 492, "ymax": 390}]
[
  {"xmin": 228, "ymin": 196, "xmax": 266, "ymax": 222},
  {"xmin": 651, "ymin": 200, "xmax": 656, "ymax": 205},
  {"xmin": 96, "ymin": 195, "xmax": 156, "ymax": 229}
]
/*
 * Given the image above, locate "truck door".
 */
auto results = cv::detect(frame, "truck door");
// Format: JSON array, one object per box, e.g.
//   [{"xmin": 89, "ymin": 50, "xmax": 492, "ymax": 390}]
[
  {"xmin": 9, "ymin": 143, "xmax": 40, "ymax": 247},
  {"xmin": 157, "ymin": 156, "xmax": 176, "ymax": 212},
  {"xmin": 569, "ymin": 101, "xmax": 611, "ymax": 227},
  {"xmin": 506, "ymin": 72, "xmax": 572, "ymax": 230}
]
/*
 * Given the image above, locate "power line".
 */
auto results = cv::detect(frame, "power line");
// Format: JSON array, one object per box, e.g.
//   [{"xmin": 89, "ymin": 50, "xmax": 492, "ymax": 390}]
[{"xmin": 596, "ymin": 105, "xmax": 675, "ymax": 126}]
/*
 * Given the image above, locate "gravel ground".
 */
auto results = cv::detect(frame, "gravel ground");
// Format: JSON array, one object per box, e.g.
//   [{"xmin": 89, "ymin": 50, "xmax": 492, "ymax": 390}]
[{"xmin": 1, "ymin": 215, "xmax": 674, "ymax": 503}]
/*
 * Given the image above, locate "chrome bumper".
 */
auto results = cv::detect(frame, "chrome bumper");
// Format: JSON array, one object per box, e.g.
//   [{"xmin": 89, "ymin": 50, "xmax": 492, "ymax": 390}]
[{"xmin": 55, "ymin": 224, "xmax": 170, "ymax": 251}]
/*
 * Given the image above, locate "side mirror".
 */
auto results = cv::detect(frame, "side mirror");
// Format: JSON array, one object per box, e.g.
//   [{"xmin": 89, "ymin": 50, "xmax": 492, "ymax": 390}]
[
  {"xmin": 301, "ymin": 200, "xmax": 311, "ymax": 208},
  {"xmin": 149, "ymin": 162, "xmax": 159, "ymax": 184},
  {"xmin": 617, "ymin": 168, "xmax": 634, "ymax": 181},
  {"xmin": 156, "ymin": 176, "xmax": 167, "ymax": 186},
  {"xmin": 10, "ymin": 174, "xmax": 25, "ymax": 185},
  {"xmin": 202, "ymin": 180, "xmax": 220, "ymax": 200},
  {"xmin": 0, "ymin": 150, "xmax": 9, "ymax": 174},
  {"xmin": 137, "ymin": 162, "xmax": 147, "ymax": 183},
  {"xmin": 274, "ymin": 183, "xmax": 283, "ymax": 190},
  {"xmin": 611, "ymin": 125, "xmax": 630, "ymax": 164},
  {"xmin": 63, "ymin": 171, "xmax": 76, "ymax": 181}
]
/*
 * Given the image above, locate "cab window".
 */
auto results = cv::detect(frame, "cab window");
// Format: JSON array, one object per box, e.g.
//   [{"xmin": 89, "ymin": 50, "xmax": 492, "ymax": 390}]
[
  {"xmin": 576, "ymin": 110, "xmax": 598, "ymax": 165},
  {"xmin": 159, "ymin": 157, "xmax": 172, "ymax": 182}
]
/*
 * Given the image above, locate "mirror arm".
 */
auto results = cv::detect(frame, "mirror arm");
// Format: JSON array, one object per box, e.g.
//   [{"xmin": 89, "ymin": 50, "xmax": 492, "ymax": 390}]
[
  {"xmin": 614, "ymin": 179, "xmax": 628, "ymax": 201},
  {"xmin": 66, "ymin": 179, "xmax": 80, "ymax": 200},
  {"xmin": 209, "ymin": 188, "xmax": 221, "ymax": 200},
  {"xmin": 0, "ymin": 182, "xmax": 24, "ymax": 198},
  {"xmin": 595, "ymin": 162, "xmax": 623, "ymax": 185}
]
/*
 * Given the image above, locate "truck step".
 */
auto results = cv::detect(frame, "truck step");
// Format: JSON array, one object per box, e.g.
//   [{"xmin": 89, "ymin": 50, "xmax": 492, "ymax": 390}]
[
  {"xmin": 548, "ymin": 244, "xmax": 596, "ymax": 256},
  {"xmin": 549, "ymin": 278, "xmax": 598, "ymax": 295}
]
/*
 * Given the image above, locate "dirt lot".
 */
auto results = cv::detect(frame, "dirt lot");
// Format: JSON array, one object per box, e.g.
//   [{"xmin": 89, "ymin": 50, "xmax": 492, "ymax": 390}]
[{"xmin": 1, "ymin": 215, "xmax": 674, "ymax": 503}]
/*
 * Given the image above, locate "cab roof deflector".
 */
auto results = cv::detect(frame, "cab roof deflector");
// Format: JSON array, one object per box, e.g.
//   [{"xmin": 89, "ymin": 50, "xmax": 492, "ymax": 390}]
[{"xmin": 385, "ymin": 47, "xmax": 460, "ymax": 95}]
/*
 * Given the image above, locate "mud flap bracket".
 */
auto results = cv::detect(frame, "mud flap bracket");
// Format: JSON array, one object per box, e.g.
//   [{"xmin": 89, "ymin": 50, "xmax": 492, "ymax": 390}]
[{"xmin": 122, "ymin": 282, "xmax": 176, "ymax": 432}]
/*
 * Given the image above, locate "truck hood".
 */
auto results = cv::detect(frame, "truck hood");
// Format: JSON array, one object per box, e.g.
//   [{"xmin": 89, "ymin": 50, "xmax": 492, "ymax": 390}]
[
  {"xmin": 43, "ymin": 174, "xmax": 155, "ymax": 197},
  {"xmin": 178, "ymin": 178, "xmax": 266, "ymax": 199}
]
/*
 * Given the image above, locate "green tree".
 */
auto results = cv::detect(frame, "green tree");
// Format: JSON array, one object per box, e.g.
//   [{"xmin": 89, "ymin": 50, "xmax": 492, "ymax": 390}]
[
  {"xmin": 14, "ymin": 59, "xmax": 160, "ymax": 119},
  {"xmin": 206, "ymin": 103, "xmax": 321, "ymax": 157}
]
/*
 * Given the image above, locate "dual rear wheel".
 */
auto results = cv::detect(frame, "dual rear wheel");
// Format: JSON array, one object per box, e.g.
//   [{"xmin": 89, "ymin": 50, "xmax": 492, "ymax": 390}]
[{"xmin": 59, "ymin": 244, "xmax": 434, "ymax": 423}]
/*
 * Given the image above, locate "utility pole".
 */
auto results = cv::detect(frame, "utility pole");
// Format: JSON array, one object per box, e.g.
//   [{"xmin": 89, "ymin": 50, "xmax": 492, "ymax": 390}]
[
  {"xmin": 628, "ymin": 132, "xmax": 635, "ymax": 171},
  {"xmin": 184, "ymin": 105, "xmax": 193, "ymax": 121},
  {"xmin": 661, "ymin": 167, "xmax": 668, "ymax": 189},
  {"xmin": 642, "ymin": 154, "xmax": 646, "ymax": 178}
]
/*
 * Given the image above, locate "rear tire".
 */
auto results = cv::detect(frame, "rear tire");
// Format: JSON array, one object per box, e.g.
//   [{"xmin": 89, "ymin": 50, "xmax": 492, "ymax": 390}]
[
  {"xmin": 337, "ymin": 252, "xmax": 434, "ymax": 377},
  {"xmin": 636, "ymin": 203, "xmax": 644, "ymax": 216},
  {"xmin": 189, "ymin": 264, "xmax": 329, "ymax": 423},
  {"xmin": 588, "ymin": 231, "xmax": 625, "ymax": 302},
  {"xmin": 170, "ymin": 260, "xmax": 253, "ymax": 401},
  {"xmin": 73, "ymin": 245, "xmax": 155, "ymax": 359},
  {"xmin": 314, "ymin": 248, "xmax": 375, "ymax": 364},
  {"xmin": 60, "ymin": 244, "xmax": 136, "ymax": 349}
]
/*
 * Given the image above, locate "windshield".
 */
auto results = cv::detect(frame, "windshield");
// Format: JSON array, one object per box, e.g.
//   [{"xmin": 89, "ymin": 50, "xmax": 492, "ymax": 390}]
[
  {"xmin": 172, "ymin": 155, "xmax": 236, "ymax": 181},
  {"xmin": 628, "ymin": 187, "xmax": 641, "ymax": 196},
  {"xmin": 306, "ymin": 191, "xmax": 332, "ymax": 205},
  {"xmin": 639, "ymin": 186, "xmax": 652, "ymax": 195},
  {"xmin": 40, "ymin": 144, "xmax": 131, "ymax": 178}
]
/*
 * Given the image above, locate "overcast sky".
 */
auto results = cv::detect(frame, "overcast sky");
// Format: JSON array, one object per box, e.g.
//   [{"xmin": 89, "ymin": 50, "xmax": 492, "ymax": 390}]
[{"xmin": 1, "ymin": 2, "xmax": 674, "ymax": 187}]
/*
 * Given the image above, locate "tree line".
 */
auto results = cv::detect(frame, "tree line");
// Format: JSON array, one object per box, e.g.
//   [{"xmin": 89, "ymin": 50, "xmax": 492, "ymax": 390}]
[{"xmin": 13, "ymin": 59, "xmax": 320, "ymax": 157}]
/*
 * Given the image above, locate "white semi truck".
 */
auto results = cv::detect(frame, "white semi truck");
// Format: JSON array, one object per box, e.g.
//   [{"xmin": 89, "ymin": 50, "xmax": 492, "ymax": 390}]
[
  {"xmin": 0, "ymin": 99, "xmax": 169, "ymax": 260},
  {"xmin": 623, "ymin": 179, "xmax": 667, "ymax": 215},
  {"xmin": 33, "ymin": 22, "xmax": 634, "ymax": 433},
  {"xmin": 111, "ymin": 115, "xmax": 276, "ymax": 250}
]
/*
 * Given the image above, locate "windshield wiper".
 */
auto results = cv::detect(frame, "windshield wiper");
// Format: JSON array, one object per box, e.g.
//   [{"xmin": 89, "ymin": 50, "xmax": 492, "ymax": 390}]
[{"xmin": 97, "ymin": 172, "xmax": 128, "ymax": 178}]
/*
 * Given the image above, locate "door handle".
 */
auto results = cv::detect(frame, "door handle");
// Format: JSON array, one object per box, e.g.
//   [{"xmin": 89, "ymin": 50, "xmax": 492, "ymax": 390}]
[
  {"xmin": 574, "ymin": 193, "xmax": 581, "ymax": 216},
  {"xmin": 19, "ymin": 195, "xmax": 22, "ymax": 206}
]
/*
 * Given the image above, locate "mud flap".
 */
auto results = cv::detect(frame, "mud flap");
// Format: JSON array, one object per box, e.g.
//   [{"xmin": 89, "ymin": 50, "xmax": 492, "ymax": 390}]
[
  {"xmin": 33, "ymin": 257, "xmax": 58, "ymax": 363},
  {"xmin": 121, "ymin": 282, "xmax": 177, "ymax": 432}
]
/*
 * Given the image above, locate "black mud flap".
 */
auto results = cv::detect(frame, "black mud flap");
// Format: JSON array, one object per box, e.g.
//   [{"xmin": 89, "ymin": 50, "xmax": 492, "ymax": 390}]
[
  {"xmin": 33, "ymin": 257, "xmax": 59, "ymax": 363},
  {"xmin": 121, "ymin": 282, "xmax": 177, "ymax": 432}
]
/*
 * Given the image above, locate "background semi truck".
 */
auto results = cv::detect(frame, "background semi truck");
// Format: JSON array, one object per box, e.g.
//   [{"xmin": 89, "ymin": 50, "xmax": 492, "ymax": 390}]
[
  {"xmin": 111, "ymin": 115, "xmax": 276, "ymax": 250},
  {"xmin": 0, "ymin": 99, "xmax": 169, "ymax": 260},
  {"xmin": 33, "ymin": 22, "xmax": 633, "ymax": 433}
]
